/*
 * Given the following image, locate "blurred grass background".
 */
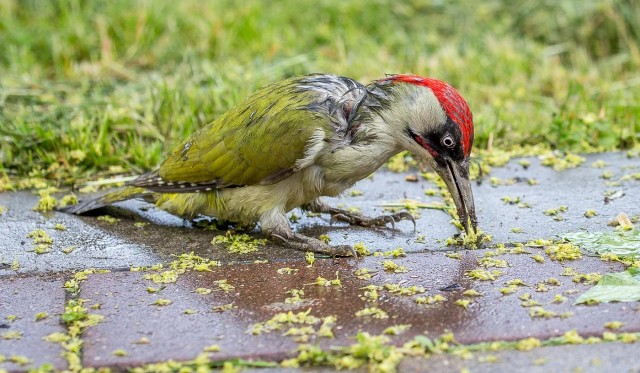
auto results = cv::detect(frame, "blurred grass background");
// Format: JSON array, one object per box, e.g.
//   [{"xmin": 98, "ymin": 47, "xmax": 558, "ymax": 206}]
[{"xmin": 1, "ymin": 0, "xmax": 639, "ymax": 185}]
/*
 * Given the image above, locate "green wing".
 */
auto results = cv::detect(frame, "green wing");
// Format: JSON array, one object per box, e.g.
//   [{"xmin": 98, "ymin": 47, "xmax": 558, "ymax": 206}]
[{"xmin": 151, "ymin": 76, "xmax": 335, "ymax": 189}]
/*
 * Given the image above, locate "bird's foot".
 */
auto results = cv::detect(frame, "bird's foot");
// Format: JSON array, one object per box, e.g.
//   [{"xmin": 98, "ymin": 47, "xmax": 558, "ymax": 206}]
[
  {"xmin": 270, "ymin": 232, "xmax": 356, "ymax": 257},
  {"xmin": 328, "ymin": 209, "xmax": 416, "ymax": 230}
]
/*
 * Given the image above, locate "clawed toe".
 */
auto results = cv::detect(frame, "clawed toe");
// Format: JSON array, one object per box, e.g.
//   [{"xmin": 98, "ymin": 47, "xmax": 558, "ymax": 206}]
[
  {"xmin": 269, "ymin": 232, "xmax": 356, "ymax": 257},
  {"xmin": 331, "ymin": 245, "xmax": 358, "ymax": 257},
  {"xmin": 329, "ymin": 213, "xmax": 352, "ymax": 225},
  {"xmin": 328, "ymin": 210, "xmax": 415, "ymax": 230},
  {"xmin": 270, "ymin": 233, "xmax": 288, "ymax": 245},
  {"xmin": 307, "ymin": 202, "xmax": 418, "ymax": 231},
  {"xmin": 390, "ymin": 211, "xmax": 416, "ymax": 230},
  {"xmin": 374, "ymin": 215, "xmax": 396, "ymax": 229}
]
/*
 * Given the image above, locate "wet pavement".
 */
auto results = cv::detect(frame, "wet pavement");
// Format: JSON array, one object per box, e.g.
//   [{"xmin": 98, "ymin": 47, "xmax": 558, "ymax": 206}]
[
  {"xmin": 80, "ymin": 253, "xmax": 634, "ymax": 370},
  {"xmin": 400, "ymin": 342, "xmax": 640, "ymax": 373},
  {"xmin": 0, "ymin": 276, "xmax": 67, "ymax": 372},
  {"xmin": 1, "ymin": 151, "xmax": 640, "ymax": 372}
]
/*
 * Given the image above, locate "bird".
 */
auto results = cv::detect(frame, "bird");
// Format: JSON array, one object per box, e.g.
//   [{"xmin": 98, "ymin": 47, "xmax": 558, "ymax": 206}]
[{"xmin": 66, "ymin": 73, "xmax": 477, "ymax": 256}]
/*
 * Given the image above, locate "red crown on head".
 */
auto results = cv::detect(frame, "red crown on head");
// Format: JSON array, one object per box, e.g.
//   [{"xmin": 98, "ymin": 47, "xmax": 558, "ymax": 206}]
[{"xmin": 381, "ymin": 74, "xmax": 474, "ymax": 157}]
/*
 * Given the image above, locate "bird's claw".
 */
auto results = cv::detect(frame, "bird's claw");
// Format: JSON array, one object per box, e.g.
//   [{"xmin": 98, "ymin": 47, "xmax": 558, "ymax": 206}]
[
  {"xmin": 339, "ymin": 245, "xmax": 358, "ymax": 258},
  {"xmin": 330, "ymin": 210, "xmax": 415, "ymax": 230},
  {"xmin": 269, "ymin": 232, "xmax": 356, "ymax": 257},
  {"xmin": 329, "ymin": 213, "xmax": 351, "ymax": 226},
  {"xmin": 389, "ymin": 211, "xmax": 417, "ymax": 230}
]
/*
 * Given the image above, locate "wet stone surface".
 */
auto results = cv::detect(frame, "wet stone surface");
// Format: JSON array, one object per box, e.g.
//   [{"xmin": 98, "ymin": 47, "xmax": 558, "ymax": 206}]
[
  {"xmin": 1, "ymin": 152, "xmax": 639, "ymax": 276},
  {"xmin": 80, "ymin": 250, "xmax": 636, "ymax": 368},
  {"xmin": 400, "ymin": 342, "xmax": 640, "ymax": 373},
  {"xmin": 0, "ymin": 276, "xmax": 67, "ymax": 372},
  {"xmin": 471, "ymin": 152, "xmax": 640, "ymax": 244},
  {"xmin": 0, "ymin": 151, "xmax": 639, "ymax": 371},
  {"xmin": 0, "ymin": 194, "xmax": 165, "ymax": 275}
]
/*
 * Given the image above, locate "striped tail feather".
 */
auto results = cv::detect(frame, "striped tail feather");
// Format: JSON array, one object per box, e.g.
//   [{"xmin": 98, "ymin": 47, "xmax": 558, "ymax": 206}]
[
  {"xmin": 130, "ymin": 170, "xmax": 226, "ymax": 193},
  {"xmin": 61, "ymin": 187, "xmax": 151, "ymax": 215}
]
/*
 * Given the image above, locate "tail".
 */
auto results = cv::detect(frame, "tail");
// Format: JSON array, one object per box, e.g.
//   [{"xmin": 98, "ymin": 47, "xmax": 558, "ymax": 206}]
[{"xmin": 62, "ymin": 187, "xmax": 152, "ymax": 215}]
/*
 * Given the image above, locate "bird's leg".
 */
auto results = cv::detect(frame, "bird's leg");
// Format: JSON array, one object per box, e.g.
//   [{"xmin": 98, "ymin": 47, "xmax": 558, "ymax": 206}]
[
  {"xmin": 261, "ymin": 209, "xmax": 355, "ymax": 257},
  {"xmin": 269, "ymin": 232, "xmax": 355, "ymax": 257},
  {"xmin": 302, "ymin": 199, "xmax": 416, "ymax": 230}
]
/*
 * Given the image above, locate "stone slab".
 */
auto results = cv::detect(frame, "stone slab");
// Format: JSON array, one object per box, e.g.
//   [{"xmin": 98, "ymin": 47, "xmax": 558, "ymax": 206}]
[
  {"xmin": 471, "ymin": 152, "xmax": 640, "ymax": 244},
  {"xmin": 0, "ymin": 276, "xmax": 67, "ymax": 372},
  {"xmin": 80, "ymin": 250, "xmax": 637, "ymax": 369},
  {"xmin": 0, "ymin": 192, "xmax": 165, "ymax": 276},
  {"xmin": 399, "ymin": 342, "xmax": 640, "ymax": 372}
]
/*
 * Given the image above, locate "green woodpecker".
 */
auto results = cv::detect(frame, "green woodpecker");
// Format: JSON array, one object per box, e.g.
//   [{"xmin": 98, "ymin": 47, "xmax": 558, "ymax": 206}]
[{"xmin": 67, "ymin": 74, "xmax": 477, "ymax": 255}]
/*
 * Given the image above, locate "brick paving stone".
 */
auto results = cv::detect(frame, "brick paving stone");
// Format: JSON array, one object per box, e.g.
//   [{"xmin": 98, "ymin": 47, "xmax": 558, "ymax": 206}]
[
  {"xmin": 471, "ymin": 152, "xmax": 640, "ymax": 245},
  {"xmin": 0, "ymin": 276, "xmax": 67, "ymax": 372},
  {"xmin": 0, "ymin": 192, "xmax": 194, "ymax": 276},
  {"xmin": 81, "ymin": 250, "xmax": 638, "ymax": 369},
  {"xmin": 399, "ymin": 342, "xmax": 640, "ymax": 372}
]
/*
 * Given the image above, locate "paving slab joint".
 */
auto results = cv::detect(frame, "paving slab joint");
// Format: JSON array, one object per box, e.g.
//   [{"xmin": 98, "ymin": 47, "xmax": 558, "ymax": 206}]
[{"xmin": 43, "ymin": 269, "xmax": 112, "ymax": 373}]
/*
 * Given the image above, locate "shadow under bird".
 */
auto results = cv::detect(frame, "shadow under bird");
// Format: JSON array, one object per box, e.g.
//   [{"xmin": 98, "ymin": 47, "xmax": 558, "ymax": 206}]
[{"xmin": 66, "ymin": 74, "xmax": 477, "ymax": 255}]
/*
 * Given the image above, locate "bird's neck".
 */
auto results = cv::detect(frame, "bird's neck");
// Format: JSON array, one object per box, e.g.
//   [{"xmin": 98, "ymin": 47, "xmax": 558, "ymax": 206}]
[{"xmin": 358, "ymin": 115, "xmax": 404, "ymax": 154}]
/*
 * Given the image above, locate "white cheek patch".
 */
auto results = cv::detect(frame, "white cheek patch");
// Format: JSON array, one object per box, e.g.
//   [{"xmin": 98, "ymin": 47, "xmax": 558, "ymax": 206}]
[
  {"xmin": 378, "ymin": 85, "xmax": 447, "ymax": 135},
  {"xmin": 415, "ymin": 87, "xmax": 447, "ymax": 130}
]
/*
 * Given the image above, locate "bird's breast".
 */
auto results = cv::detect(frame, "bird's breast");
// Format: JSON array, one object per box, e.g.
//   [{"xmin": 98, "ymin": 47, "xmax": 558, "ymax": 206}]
[{"xmin": 316, "ymin": 140, "xmax": 401, "ymax": 188}]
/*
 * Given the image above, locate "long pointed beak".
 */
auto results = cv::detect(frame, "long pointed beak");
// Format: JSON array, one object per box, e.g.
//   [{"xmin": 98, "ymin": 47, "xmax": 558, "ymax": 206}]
[{"xmin": 436, "ymin": 158, "xmax": 478, "ymax": 235}]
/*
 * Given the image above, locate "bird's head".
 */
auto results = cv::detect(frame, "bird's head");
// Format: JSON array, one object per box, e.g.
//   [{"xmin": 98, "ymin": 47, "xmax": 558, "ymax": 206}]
[{"xmin": 370, "ymin": 74, "xmax": 477, "ymax": 234}]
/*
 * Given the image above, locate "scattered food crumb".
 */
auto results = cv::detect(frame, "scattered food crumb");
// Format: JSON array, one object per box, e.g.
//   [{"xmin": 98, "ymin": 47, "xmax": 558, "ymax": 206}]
[
  {"xmin": 415, "ymin": 295, "xmax": 446, "ymax": 304},
  {"xmin": 454, "ymin": 299, "xmax": 471, "ymax": 309},
  {"xmin": 604, "ymin": 321, "xmax": 624, "ymax": 330},
  {"xmin": 354, "ymin": 242, "xmax": 372, "ymax": 256},
  {"xmin": 34, "ymin": 312, "xmax": 49, "ymax": 321},
  {"xmin": 354, "ymin": 268, "xmax": 374, "ymax": 280},
  {"xmin": 97, "ymin": 215, "xmax": 119, "ymax": 224},
  {"xmin": 212, "ymin": 303, "xmax": 236, "ymax": 312},
  {"xmin": 516, "ymin": 337, "xmax": 541, "ymax": 351},
  {"xmin": 462, "ymin": 289, "xmax": 483, "ymax": 297},
  {"xmin": 112, "ymin": 349, "xmax": 128, "ymax": 357},
  {"xmin": 355, "ymin": 307, "xmax": 389, "ymax": 319},
  {"xmin": 383, "ymin": 324, "xmax": 411, "ymax": 336},
  {"xmin": 305, "ymin": 251, "xmax": 315, "ymax": 266},
  {"xmin": 134, "ymin": 337, "xmax": 150, "ymax": 345},
  {"xmin": 531, "ymin": 254, "xmax": 545, "ymax": 263},
  {"xmin": 382, "ymin": 260, "xmax": 408, "ymax": 273},
  {"xmin": 203, "ymin": 344, "xmax": 220, "ymax": 352},
  {"xmin": 584, "ymin": 209, "xmax": 598, "ymax": 218},
  {"xmin": 153, "ymin": 299, "xmax": 172, "ymax": 306}
]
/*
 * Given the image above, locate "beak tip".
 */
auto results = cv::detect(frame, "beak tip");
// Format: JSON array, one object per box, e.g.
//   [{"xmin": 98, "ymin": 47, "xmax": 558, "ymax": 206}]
[
  {"xmin": 461, "ymin": 218, "xmax": 476, "ymax": 237},
  {"xmin": 439, "ymin": 157, "xmax": 478, "ymax": 237}
]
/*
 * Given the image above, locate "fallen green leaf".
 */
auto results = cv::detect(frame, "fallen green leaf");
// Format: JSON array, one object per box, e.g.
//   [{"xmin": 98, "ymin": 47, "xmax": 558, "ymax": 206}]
[
  {"xmin": 563, "ymin": 230, "xmax": 640, "ymax": 259},
  {"xmin": 575, "ymin": 268, "xmax": 640, "ymax": 304}
]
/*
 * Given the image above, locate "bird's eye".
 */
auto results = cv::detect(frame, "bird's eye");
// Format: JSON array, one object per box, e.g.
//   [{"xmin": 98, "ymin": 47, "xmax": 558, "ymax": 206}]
[{"xmin": 441, "ymin": 133, "xmax": 455, "ymax": 148}]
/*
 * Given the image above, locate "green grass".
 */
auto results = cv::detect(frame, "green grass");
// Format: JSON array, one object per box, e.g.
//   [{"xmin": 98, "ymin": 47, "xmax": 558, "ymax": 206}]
[{"xmin": 1, "ymin": 0, "xmax": 639, "ymax": 186}]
